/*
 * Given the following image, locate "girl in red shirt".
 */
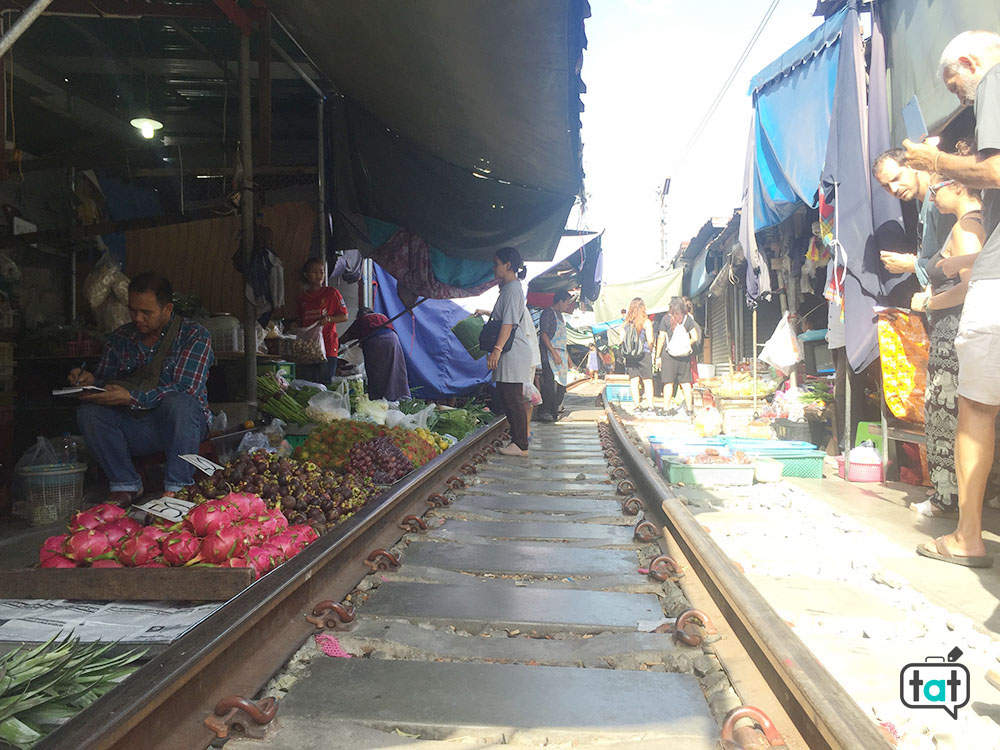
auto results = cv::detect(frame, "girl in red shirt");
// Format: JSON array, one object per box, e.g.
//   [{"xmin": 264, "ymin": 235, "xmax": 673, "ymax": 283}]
[{"xmin": 296, "ymin": 258, "xmax": 349, "ymax": 383}]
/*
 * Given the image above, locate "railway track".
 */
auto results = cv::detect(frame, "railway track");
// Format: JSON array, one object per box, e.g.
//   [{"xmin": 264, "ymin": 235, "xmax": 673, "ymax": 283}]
[{"xmin": 35, "ymin": 386, "xmax": 892, "ymax": 750}]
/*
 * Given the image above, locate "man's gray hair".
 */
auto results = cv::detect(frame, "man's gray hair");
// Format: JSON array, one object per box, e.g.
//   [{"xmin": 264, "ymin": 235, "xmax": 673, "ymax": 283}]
[{"xmin": 938, "ymin": 30, "xmax": 1000, "ymax": 78}]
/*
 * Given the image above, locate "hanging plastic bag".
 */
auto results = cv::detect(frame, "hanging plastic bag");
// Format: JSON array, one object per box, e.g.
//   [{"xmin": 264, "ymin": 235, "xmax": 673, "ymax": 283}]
[
  {"xmin": 236, "ymin": 431, "xmax": 273, "ymax": 455},
  {"xmin": 758, "ymin": 312, "xmax": 801, "ymax": 375},
  {"xmin": 398, "ymin": 404, "xmax": 437, "ymax": 431},
  {"xmin": 305, "ymin": 389, "xmax": 351, "ymax": 424},
  {"xmin": 522, "ymin": 382, "xmax": 542, "ymax": 406},
  {"xmin": 290, "ymin": 322, "xmax": 327, "ymax": 364},
  {"xmin": 876, "ymin": 307, "xmax": 928, "ymax": 424},
  {"xmin": 264, "ymin": 419, "xmax": 287, "ymax": 447},
  {"xmin": 208, "ymin": 411, "xmax": 229, "ymax": 436}
]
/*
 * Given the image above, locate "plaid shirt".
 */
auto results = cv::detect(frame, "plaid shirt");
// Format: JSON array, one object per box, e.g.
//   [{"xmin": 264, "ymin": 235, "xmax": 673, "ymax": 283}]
[{"xmin": 94, "ymin": 316, "xmax": 215, "ymax": 421}]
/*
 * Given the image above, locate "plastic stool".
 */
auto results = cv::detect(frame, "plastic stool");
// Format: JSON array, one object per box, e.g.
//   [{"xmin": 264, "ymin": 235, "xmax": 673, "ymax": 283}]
[{"xmin": 855, "ymin": 421, "xmax": 883, "ymax": 453}]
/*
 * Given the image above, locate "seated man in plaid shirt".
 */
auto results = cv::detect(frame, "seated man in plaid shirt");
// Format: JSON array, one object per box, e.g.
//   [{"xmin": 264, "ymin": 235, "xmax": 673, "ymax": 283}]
[{"xmin": 68, "ymin": 272, "xmax": 215, "ymax": 505}]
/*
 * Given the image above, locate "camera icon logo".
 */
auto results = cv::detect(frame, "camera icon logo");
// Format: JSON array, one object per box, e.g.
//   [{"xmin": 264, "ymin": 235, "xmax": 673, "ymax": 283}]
[{"xmin": 900, "ymin": 647, "xmax": 970, "ymax": 719}]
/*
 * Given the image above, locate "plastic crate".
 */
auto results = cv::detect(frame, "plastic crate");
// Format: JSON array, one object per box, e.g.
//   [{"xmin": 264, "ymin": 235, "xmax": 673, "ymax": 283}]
[
  {"xmin": 18, "ymin": 463, "xmax": 86, "ymax": 525},
  {"xmin": 720, "ymin": 407, "xmax": 755, "ymax": 436},
  {"xmin": 605, "ymin": 384, "xmax": 633, "ymax": 402},
  {"xmin": 286, "ymin": 433, "xmax": 307, "ymax": 449},
  {"xmin": 772, "ymin": 418, "xmax": 812, "ymax": 442},
  {"xmin": 763, "ymin": 450, "xmax": 826, "ymax": 478},
  {"xmin": 725, "ymin": 438, "xmax": 816, "ymax": 452},
  {"xmin": 257, "ymin": 361, "xmax": 296, "ymax": 381},
  {"xmin": 836, "ymin": 456, "xmax": 883, "ymax": 482},
  {"xmin": 754, "ymin": 457, "xmax": 784, "ymax": 483},
  {"xmin": 663, "ymin": 458, "xmax": 755, "ymax": 486}
]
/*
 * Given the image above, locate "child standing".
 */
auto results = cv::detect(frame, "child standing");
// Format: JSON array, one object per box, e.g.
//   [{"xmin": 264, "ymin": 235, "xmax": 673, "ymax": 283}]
[
  {"xmin": 296, "ymin": 258, "xmax": 349, "ymax": 383},
  {"xmin": 587, "ymin": 343, "xmax": 600, "ymax": 380}
]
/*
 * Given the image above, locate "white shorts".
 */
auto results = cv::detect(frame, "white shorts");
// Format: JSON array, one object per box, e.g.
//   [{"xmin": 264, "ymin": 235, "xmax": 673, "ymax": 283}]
[{"xmin": 956, "ymin": 279, "xmax": 1000, "ymax": 405}]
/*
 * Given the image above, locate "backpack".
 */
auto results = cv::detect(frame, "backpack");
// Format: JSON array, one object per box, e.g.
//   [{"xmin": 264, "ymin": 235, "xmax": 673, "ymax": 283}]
[
  {"xmin": 621, "ymin": 323, "xmax": 644, "ymax": 360},
  {"xmin": 666, "ymin": 323, "xmax": 692, "ymax": 358}
]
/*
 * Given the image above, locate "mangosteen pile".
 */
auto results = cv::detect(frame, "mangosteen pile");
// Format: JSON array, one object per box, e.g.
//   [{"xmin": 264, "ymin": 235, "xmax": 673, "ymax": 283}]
[{"xmin": 179, "ymin": 451, "xmax": 376, "ymax": 535}]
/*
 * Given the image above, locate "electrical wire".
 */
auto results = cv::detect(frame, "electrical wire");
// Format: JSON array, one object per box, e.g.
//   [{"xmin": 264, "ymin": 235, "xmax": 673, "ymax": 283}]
[{"xmin": 670, "ymin": 0, "xmax": 782, "ymax": 174}]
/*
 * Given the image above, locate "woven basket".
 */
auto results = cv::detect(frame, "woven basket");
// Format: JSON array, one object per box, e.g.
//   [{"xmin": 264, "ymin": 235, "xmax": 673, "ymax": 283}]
[{"xmin": 18, "ymin": 463, "xmax": 87, "ymax": 526}]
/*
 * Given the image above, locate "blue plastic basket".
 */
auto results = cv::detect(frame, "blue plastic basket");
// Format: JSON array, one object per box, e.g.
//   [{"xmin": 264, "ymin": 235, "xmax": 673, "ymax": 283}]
[{"xmin": 606, "ymin": 384, "xmax": 633, "ymax": 402}]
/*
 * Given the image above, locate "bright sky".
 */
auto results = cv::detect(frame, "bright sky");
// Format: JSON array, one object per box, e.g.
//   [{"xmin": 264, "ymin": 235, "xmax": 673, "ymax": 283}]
[{"xmin": 573, "ymin": 0, "xmax": 823, "ymax": 282}]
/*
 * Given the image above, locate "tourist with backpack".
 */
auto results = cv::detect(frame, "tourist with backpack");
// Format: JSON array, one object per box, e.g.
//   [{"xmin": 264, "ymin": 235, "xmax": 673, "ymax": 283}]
[
  {"xmin": 622, "ymin": 297, "xmax": 655, "ymax": 411},
  {"xmin": 655, "ymin": 297, "xmax": 699, "ymax": 418}
]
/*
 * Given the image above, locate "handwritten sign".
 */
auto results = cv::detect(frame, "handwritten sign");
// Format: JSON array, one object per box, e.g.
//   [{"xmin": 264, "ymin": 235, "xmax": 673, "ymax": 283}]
[
  {"xmin": 179, "ymin": 454, "xmax": 224, "ymax": 476},
  {"xmin": 133, "ymin": 497, "xmax": 195, "ymax": 524}
]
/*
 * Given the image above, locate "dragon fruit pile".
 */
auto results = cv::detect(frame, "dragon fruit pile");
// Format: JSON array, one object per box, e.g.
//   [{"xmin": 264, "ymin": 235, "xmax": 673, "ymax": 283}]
[{"xmin": 38, "ymin": 495, "xmax": 319, "ymax": 580}]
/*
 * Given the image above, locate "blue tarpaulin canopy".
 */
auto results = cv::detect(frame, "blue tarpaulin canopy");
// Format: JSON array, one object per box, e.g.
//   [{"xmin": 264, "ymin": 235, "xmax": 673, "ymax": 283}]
[
  {"xmin": 372, "ymin": 264, "xmax": 490, "ymax": 399},
  {"xmin": 739, "ymin": 8, "xmax": 846, "ymax": 299}
]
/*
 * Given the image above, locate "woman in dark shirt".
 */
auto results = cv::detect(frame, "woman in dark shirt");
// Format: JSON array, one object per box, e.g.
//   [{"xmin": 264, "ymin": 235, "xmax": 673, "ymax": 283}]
[{"xmin": 341, "ymin": 308, "xmax": 410, "ymax": 401}]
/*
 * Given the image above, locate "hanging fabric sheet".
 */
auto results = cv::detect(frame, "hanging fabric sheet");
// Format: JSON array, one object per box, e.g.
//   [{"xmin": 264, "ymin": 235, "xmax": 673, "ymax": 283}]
[{"xmin": 875, "ymin": 307, "xmax": 928, "ymax": 424}]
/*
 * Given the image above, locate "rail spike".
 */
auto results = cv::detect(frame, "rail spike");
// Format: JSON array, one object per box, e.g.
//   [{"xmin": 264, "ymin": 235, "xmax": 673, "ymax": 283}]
[
  {"xmin": 426, "ymin": 493, "xmax": 451, "ymax": 507},
  {"xmin": 204, "ymin": 695, "xmax": 278, "ymax": 739},
  {"xmin": 647, "ymin": 555, "xmax": 684, "ymax": 582},
  {"xmin": 399, "ymin": 514, "xmax": 429, "ymax": 532},
  {"xmin": 608, "ymin": 456, "xmax": 624, "ymax": 467},
  {"xmin": 673, "ymin": 608, "xmax": 718, "ymax": 648},
  {"xmin": 446, "ymin": 475, "xmax": 466, "ymax": 489},
  {"xmin": 633, "ymin": 519, "xmax": 659, "ymax": 543},
  {"xmin": 616, "ymin": 478, "xmax": 635, "ymax": 496},
  {"xmin": 364, "ymin": 549, "xmax": 401, "ymax": 571},
  {"xmin": 621, "ymin": 496, "xmax": 643, "ymax": 516},
  {"xmin": 305, "ymin": 600, "xmax": 357, "ymax": 630},
  {"xmin": 720, "ymin": 706, "xmax": 786, "ymax": 748},
  {"xmin": 460, "ymin": 462, "xmax": 477, "ymax": 475},
  {"xmin": 609, "ymin": 466, "xmax": 629, "ymax": 480}
]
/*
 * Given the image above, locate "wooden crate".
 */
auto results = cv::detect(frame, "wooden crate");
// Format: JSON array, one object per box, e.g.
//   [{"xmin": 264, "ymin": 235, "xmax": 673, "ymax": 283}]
[{"xmin": 0, "ymin": 567, "xmax": 254, "ymax": 601}]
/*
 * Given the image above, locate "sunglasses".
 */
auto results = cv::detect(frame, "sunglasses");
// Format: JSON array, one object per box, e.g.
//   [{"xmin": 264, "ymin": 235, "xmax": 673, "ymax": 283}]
[{"xmin": 928, "ymin": 179, "xmax": 955, "ymax": 198}]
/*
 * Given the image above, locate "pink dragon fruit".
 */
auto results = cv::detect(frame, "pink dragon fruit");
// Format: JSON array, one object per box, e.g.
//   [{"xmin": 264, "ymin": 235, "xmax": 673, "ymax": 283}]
[
  {"xmin": 200, "ymin": 526, "xmax": 247, "ymax": 564},
  {"xmin": 255, "ymin": 513, "xmax": 283, "ymax": 540},
  {"xmin": 39, "ymin": 535, "xmax": 69, "ymax": 563},
  {"xmin": 89, "ymin": 503, "xmax": 127, "ymax": 523},
  {"xmin": 184, "ymin": 501, "xmax": 236, "ymax": 537},
  {"xmin": 220, "ymin": 557, "xmax": 248, "ymax": 568},
  {"xmin": 287, "ymin": 525, "xmax": 319, "ymax": 545},
  {"xmin": 245, "ymin": 545, "xmax": 281, "ymax": 576},
  {"xmin": 116, "ymin": 535, "xmax": 162, "ymax": 566},
  {"xmin": 68, "ymin": 509, "xmax": 104, "ymax": 532},
  {"xmin": 236, "ymin": 520, "xmax": 264, "ymax": 546},
  {"xmin": 63, "ymin": 529, "xmax": 113, "ymax": 562},
  {"xmin": 268, "ymin": 531, "xmax": 304, "ymax": 561},
  {"xmin": 118, "ymin": 517, "xmax": 142, "ymax": 536},
  {"xmin": 265, "ymin": 508, "xmax": 288, "ymax": 535},
  {"xmin": 161, "ymin": 531, "xmax": 201, "ymax": 566},
  {"xmin": 90, "ymin": 559, "xmax": 124, "ymax": 568},
  {"xmin": 223, "ymin": 492, "xmax": 263, "ymax": 521},
  {"xmin": 139, "ymin": 562, "xmax": 167, "ymax": 568},
  {"xmin": 139, "ymin": 526, "xmax": 169, "ymax": 543},
  {"xmin": 40, "ymin": 554, "xmax": 78, "ymax": 568},
  {"xmin": 98, "ymin": 521, "xmax": 131, "ymax": 546}
]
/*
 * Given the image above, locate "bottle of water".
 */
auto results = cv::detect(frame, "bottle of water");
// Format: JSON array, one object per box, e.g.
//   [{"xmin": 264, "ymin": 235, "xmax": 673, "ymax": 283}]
[{"xmin": 57, "ymin": 432, "xmax": 78, "ymax": 464}]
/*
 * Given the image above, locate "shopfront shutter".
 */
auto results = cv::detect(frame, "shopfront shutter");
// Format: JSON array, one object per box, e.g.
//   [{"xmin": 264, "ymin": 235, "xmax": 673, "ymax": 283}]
[{"xmin": 709, "ymin": 295, "xmax": 730, "ymax": 375}]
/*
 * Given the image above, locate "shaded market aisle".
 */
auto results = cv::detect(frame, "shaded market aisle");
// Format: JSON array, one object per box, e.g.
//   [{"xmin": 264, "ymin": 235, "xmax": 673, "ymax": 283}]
[{"xmin": 229, "ymin": 414, "xmax": 726, "ymax": 749}]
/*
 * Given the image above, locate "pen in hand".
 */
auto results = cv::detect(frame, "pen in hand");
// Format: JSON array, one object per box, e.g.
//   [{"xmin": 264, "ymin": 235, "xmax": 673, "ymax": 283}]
[{"xmin": 74, "ymin": 361, "xmax": 86, "ymax": 386}]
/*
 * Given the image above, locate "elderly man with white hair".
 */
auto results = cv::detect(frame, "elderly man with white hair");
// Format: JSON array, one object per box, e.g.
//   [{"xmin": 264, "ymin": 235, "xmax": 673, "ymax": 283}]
[{"xmin": 904, "ymin": 29, "xmax": 1000, "ymax": 568}]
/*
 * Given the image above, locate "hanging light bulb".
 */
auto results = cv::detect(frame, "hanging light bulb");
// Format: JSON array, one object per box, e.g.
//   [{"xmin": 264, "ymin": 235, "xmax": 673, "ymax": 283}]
[{"xmin": 130, "ymin": 116, "xmax": 163, "ymax": 139}]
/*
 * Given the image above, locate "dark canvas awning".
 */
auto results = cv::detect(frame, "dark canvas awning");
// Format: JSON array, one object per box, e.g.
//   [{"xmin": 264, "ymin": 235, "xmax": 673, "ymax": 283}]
[{"xmin": 267, "ymin": 0, "xmax": 588, "ymax": 266}]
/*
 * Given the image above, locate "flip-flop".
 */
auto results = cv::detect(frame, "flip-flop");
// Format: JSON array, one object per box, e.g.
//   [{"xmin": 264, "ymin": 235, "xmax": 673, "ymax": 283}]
[{"xmin": 916, "ymin": 537, "xmax": 993, "ymax": 568}]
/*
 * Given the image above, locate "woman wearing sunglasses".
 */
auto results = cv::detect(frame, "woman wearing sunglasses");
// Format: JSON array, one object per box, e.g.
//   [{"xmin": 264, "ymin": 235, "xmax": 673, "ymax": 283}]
[{"xmin": 910, "ymin": 167, "xmax": 986, "ymax": 517}]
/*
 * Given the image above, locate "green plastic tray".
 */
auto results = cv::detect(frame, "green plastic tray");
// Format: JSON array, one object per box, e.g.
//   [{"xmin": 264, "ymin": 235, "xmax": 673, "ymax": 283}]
[{"xmin": 663, "ymin": 458, "xmax": 755, "ymax": 486}]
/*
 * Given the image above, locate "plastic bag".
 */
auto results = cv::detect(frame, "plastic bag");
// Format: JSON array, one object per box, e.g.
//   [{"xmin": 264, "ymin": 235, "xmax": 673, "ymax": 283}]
[
  {"xmin": 16, "ymin": 437, "xmax": 58, "ymax": 471},
  {"xmin": 290, "ymin": 322, "xmax": 327, "ymax": 364},
  {"xmin": 306, "ymin": 390, "xmax": 351, "ymax": 423},
  {"xmin": 694, "ymin": 407, "xmax": 723, "ymax": 437},
  {"xmin": 389, "ymin": 403, "xmax": 437, "ymax": 431},
  {"xmin": 264, "ymin": 419, "xmax": 286, "ymax": 447},
  {"xmin": 353, "ymin": 395, "xmax": 389, "ymax": 425},
  {"xmin": 236, "ymin": 431, "xmax": 273, "ymax": 455},
  {"xmin": 522, "ymin": 382, "xmax": 542, "ymax": 406},
  {"xmin": 95, "ymin": 298, "xmax": 130, "ymax": 333},
  {"xmin": 758, "ymin": 312, "xmax": 801, "ymax": 375},
  {"xmin": 290, "ymin": 380, "xmax": 328, "ymax": 392},
  {"xmin": 209, "ymin": 411, "xmax": 229, "ymax": 436}
]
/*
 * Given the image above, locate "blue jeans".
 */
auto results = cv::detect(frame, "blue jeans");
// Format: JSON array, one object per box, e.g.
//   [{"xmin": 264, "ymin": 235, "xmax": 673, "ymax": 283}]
[{"xmin": 77, "ymin": 393, "xmax": 207, "ymax": 493}]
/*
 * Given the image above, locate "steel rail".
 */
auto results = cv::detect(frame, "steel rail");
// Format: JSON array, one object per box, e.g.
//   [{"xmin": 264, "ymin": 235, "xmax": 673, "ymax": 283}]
[
  {"xmin": 602, "ymin": 398, "xmax": 892, "ymax": 750},
  {"xmin": 36, "ymin": 417, "xmax": 508, "ymax": 750}
]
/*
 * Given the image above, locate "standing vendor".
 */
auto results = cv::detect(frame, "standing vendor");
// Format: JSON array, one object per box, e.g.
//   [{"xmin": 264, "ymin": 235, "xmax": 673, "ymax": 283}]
[
  {"xmin": 537, "ymin": 290, "xmax": 574, "ymax": 421},
  {"xmin": 70, "ymin": 273, "xmax": 214, "ymax": 505},
  {"xmin": 297, "ymin": 258, "xmax": 349, "ymax": 383},
  {"xmin": 341, "ymin": 308, "xmax": 410, "ymax": 401}
]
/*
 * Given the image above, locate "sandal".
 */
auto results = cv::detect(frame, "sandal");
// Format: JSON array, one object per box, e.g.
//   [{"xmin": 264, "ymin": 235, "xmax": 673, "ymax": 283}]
[{"xmin": 916, "ymin": 537, "xmax": 992, "ymax": 568}]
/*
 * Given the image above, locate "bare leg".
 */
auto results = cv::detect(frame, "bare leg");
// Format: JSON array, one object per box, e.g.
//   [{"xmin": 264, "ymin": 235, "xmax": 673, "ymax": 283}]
[
  {"xmin": 630, "ymin": 376, "xmax": 640, "ymax": 406},
  {"xmin": 642, "ymin": 378, "xmax": 654, "ymax": 409},
  {"xmin": 525, "ymin": 403, "xmax": 533, "ymax": 440},
  {"xmin": 680, "ymin": 383, "xmax": 693, "ymax": 414},
  {"xmin": 940, "ymin": 396, "xmax": 1000, "ymax": 557}
]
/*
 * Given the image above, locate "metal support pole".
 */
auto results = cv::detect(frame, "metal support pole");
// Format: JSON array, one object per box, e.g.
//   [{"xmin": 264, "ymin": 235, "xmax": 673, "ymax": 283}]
[
  {"xmin": 0, "ymin": 0, "xmax": 53, "ymax": 59},
  {"xmin": 752, "ymin": 306, "xmax": 758, "ymax": 412},
  {"xmin": 317, "ymin": 99, "xmax": 326, "ymax": 260},
  {"xmin": 239, "ymin": 33, "xmax": 257, "ymax": 411},
  {"xmin": 844, "ymin": 360, "xmax": 852, "ymax": 477},
  {"xmin": 70, "ymin": 250, "xmax": 76, "ymax": 321}
]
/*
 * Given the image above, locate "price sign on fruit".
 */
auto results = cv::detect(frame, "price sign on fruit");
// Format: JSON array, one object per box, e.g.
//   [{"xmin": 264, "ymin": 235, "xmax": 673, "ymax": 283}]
[
  {"xmin": 179, "ymin": 454, "xmax": 225, "ymax": 476},
  {"xmin": 134, "ymin": 497, "xmax": 195, "ymax": 523}
]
